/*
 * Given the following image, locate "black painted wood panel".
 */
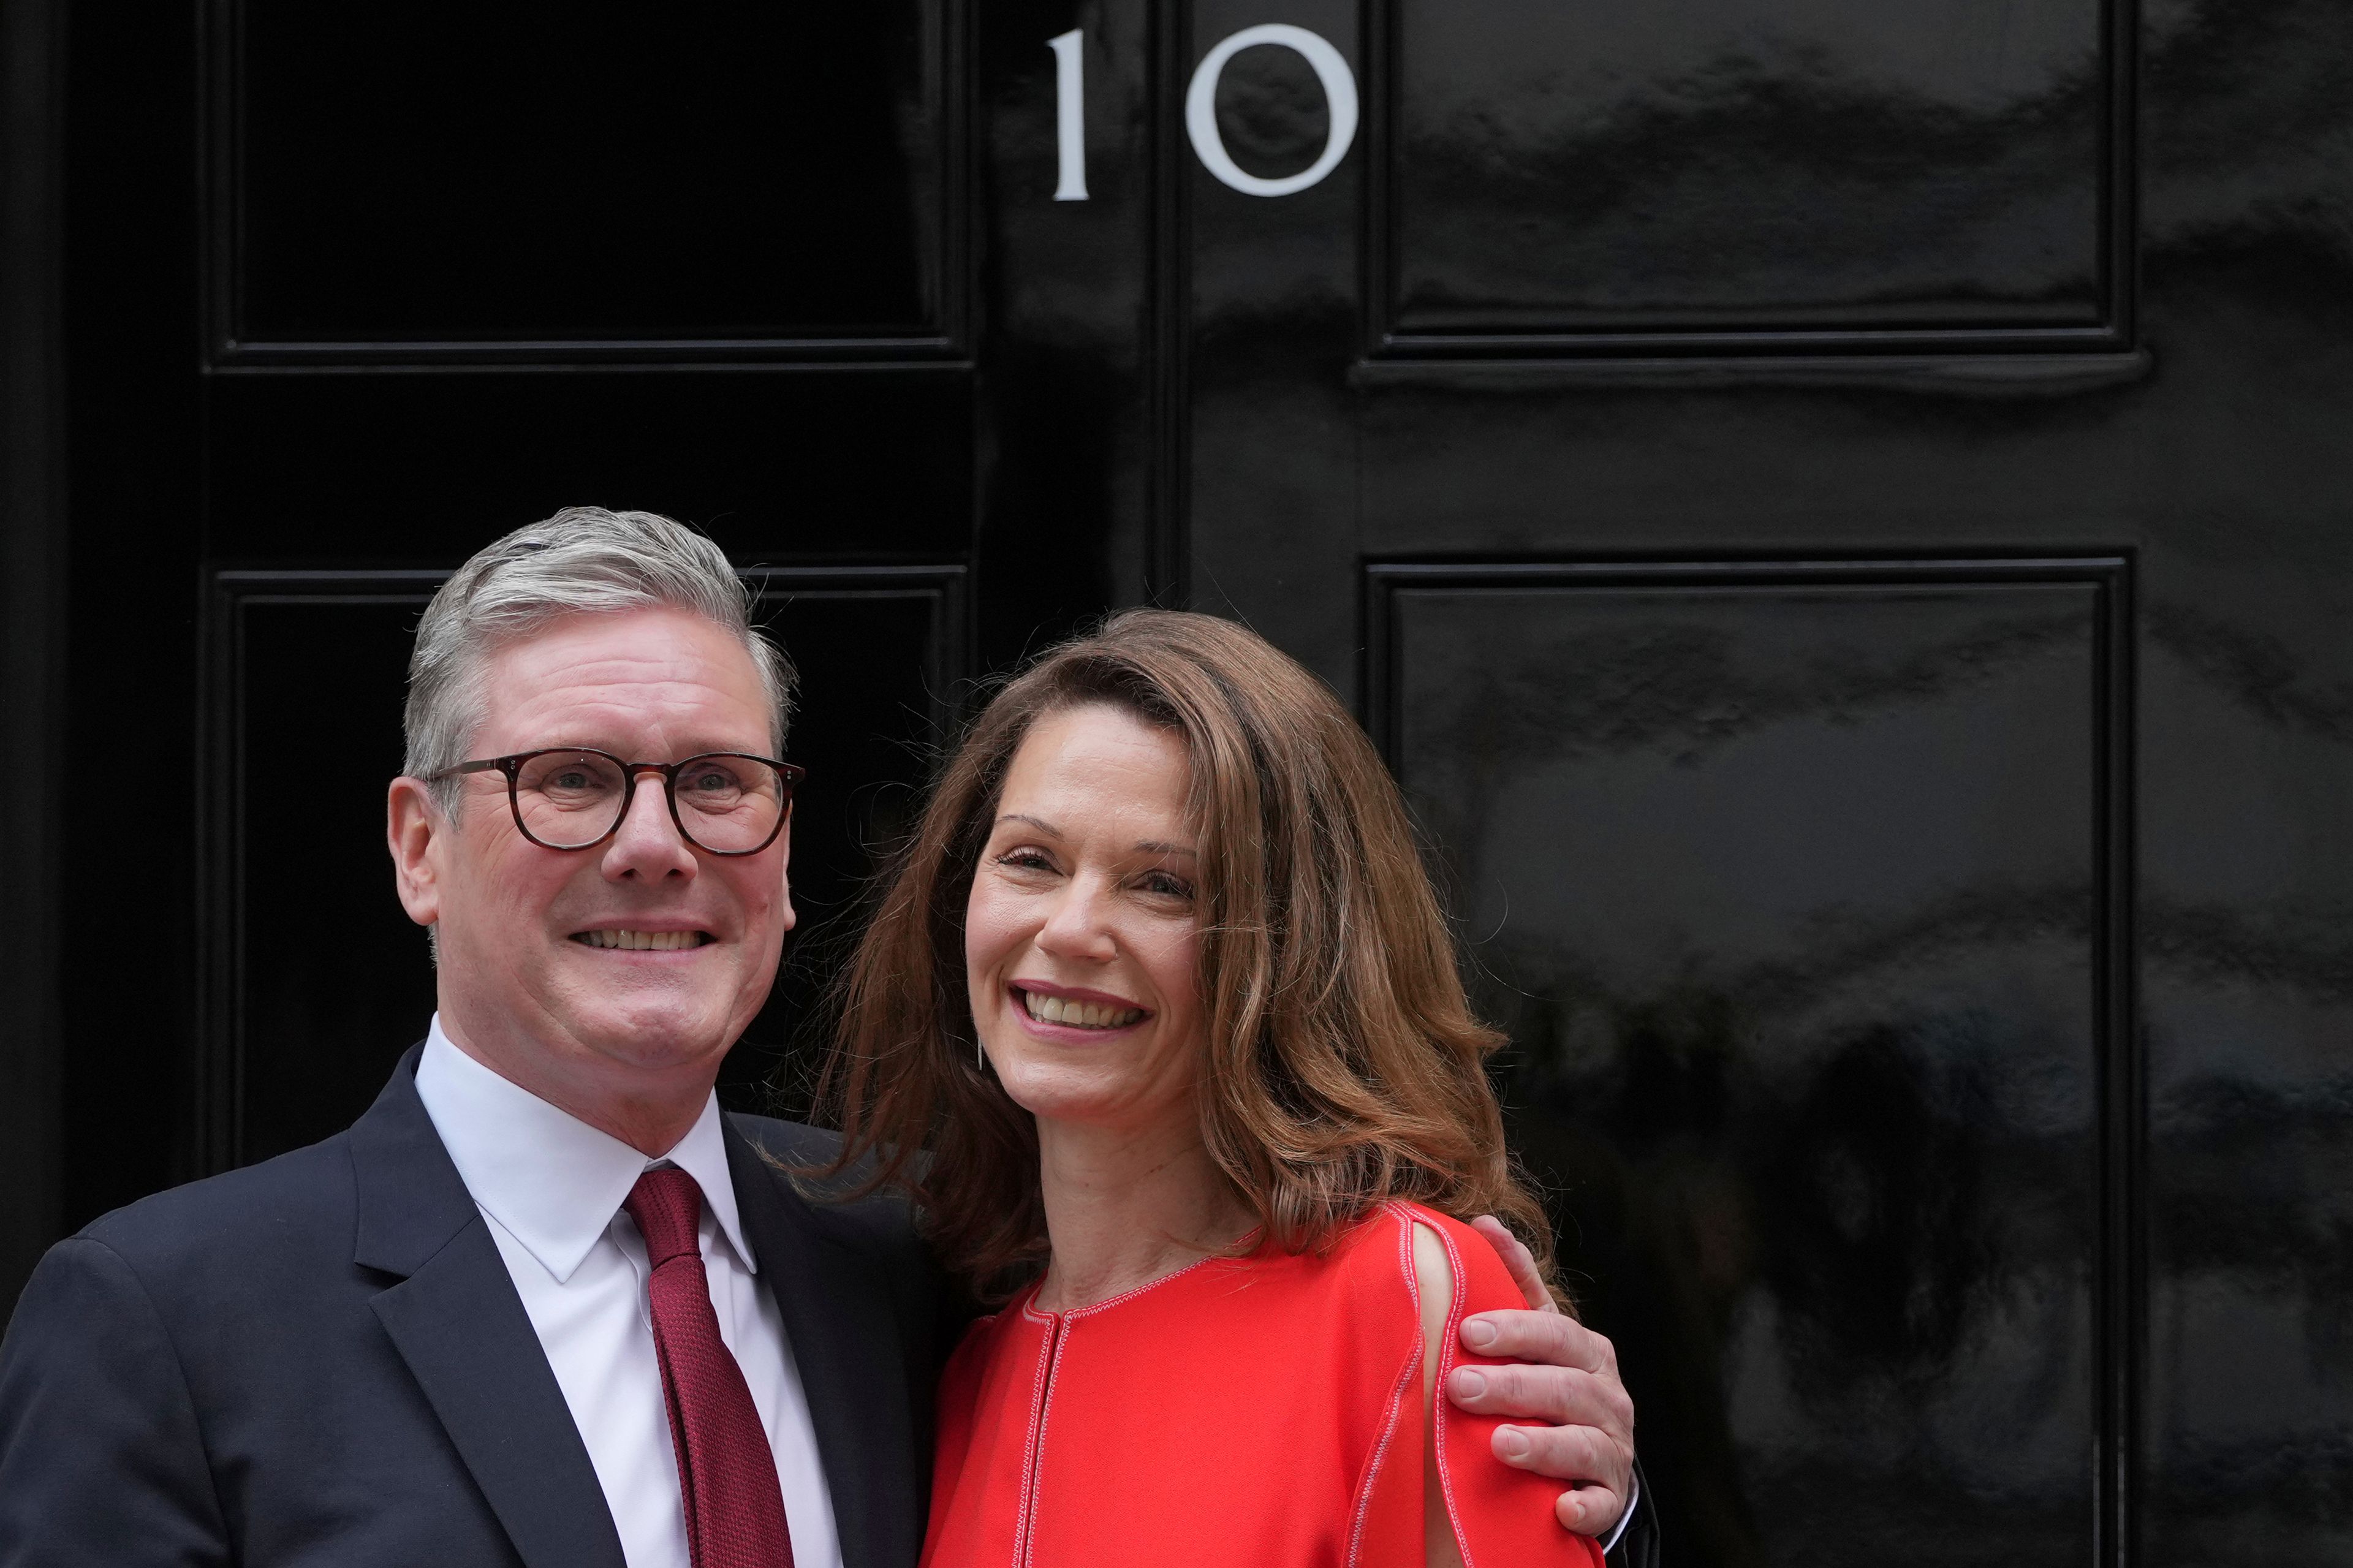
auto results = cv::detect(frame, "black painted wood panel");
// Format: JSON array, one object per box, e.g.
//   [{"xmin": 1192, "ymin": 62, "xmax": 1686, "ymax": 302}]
[
  {"xmin": 0, "ymin": 0, "xmax": 68, "ymax": 1307},
  {"xmin": 213, "ymin": 0, "xmax": 966, "ymax": 362},
  {"xmin": 1370, "ymin": 560, "xmax": 2130, "ymax": 1567},
  {"xmin": 1369, "ymin": 0, "xmax": 2132, "ymax": 355},
  {"xmin": 204, "ymin": 373, "xmax": 975, "ymax": 563}
]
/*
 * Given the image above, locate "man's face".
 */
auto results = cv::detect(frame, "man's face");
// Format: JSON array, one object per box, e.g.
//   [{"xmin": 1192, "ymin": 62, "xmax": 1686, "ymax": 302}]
[{"xmin": 390, "ymin": 607, "xmax": 793, "ymax": 1097}]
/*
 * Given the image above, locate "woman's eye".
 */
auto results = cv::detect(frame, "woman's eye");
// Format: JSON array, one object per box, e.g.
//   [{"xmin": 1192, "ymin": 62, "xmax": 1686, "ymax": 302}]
[
  {"xmin": 1139, "ymin": 871, "xmax": 1194, "ymax": 900},
  {"xmin": 996, "ymin": 847, "xmax": 1055, "ymax": 873}
]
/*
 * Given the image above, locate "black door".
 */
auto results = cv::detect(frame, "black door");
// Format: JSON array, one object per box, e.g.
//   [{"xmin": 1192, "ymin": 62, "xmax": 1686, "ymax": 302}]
[
  {"xmin": 10, "ymin": 3, "xmax": 2349, "ymax": 1566},
  {"xmin": 1139, "ymin": 3, "xmax": 2350, "ymax": 1564},
  {"xmin": 44, "ymin": 4, "xmax": 1023, "ymax": 1197}
]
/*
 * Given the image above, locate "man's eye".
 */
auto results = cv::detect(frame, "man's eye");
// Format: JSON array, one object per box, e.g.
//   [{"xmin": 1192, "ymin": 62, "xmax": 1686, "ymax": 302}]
[{"xmin": 548, "ymin": 770, "xmax": 594, "ymax": 791}]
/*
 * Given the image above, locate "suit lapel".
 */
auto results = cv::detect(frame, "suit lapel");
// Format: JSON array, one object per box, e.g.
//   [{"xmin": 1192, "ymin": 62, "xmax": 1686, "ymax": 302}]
[
  {"xmin": 350, "ymin": 1049, "xmax": 627, "ymax": 1568},
  {"xmin": 726, "ymin": 1121, "xmax": 922, "ymax": 1568}
]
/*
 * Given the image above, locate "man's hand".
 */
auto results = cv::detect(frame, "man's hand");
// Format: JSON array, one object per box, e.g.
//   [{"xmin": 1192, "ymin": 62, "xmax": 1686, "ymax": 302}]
[{"xmin": 1455, "ymin": 1215, "xmax": 1636, "ymax": 1539}]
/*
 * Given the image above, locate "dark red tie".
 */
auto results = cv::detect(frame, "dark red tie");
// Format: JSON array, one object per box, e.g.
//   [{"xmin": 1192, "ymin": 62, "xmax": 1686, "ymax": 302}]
[{"xmin": 624, "ymin": 1168, "xmax": 796, "ymax": 1568}]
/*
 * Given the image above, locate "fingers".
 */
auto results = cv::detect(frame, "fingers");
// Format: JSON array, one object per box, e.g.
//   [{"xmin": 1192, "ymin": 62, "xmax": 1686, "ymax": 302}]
[
  {"xmin": 1468, "ymin": 1214, "xmax": 1561, "ymax": 1315},
  {"xmin": 1488, "ymin": 1420, "xmax": 1632, "ymax": 1519},
  {"xmin": 1446, "ymin": 1360, "xmax": 1634, "ymax": 1447},
  {"xmin": 1552, "ymin": 1484, "xmax": 1626, "ymax": 1539},
  {"xmin": 1458, "ymin": 1306, "xmax": 1621, "ymax": 1384},
  {"xmin": 1453, "ymin": 1222, "xmax": 1639, "ymax": 1543}
]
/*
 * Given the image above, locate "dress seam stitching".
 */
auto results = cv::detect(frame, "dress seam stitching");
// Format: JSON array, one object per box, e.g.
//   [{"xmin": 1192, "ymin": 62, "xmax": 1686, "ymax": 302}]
[
  {"xmin": 1429, "ymin": 1211, "xmax": 1479, "ymax": 1568},
  {"xmin": 1026, "ymin": 1251, "xmax": 1226, "ymax": 1324},
  {"xmin": 1347, "ymin": 1202, "xmax": 1427, "ymax": 1568},
  {"xmin": 1014, "ymin": 1311, "xmax": 1061, "ymax": 1568}
]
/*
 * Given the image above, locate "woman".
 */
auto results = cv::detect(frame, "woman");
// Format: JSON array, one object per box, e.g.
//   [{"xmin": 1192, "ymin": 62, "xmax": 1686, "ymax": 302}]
[{"xmin": 822, "ymin": 610, "xmax": 1604, "ymax": 1567}]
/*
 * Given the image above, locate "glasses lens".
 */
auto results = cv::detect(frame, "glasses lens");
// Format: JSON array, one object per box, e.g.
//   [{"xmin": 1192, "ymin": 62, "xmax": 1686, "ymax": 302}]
[
  {"xmin": 512, "ymin": 751, "xmax": 628, "ymax": 849},
  {"xmin": 672, "ymin": 754, "xmax": 788, "ymax": 854}
]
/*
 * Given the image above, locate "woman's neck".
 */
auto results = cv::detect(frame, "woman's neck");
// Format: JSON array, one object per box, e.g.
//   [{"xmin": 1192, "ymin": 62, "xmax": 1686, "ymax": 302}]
[{"xmin": 1031, "ymin": 1112, "xmax": 1254, "ymax": 1312}]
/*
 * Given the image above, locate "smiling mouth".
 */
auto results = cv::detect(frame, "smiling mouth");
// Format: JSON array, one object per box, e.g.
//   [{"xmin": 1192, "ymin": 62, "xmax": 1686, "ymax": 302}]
[
  {"xmin": 1018, "ymin": 988, "xmax": 1146, "ymax": 1030},
  {"xmin": 572, "ymin": 930, "xmax": 714, "ymax": 951}
]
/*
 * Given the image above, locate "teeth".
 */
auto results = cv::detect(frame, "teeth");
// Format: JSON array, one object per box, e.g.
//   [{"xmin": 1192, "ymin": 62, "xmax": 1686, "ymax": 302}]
[
  {"xmin": 1021, "ymin": 990, "xmax": 1144, "ymax": 1029},
  {"xmin": 578, "ymin": 930, "xmax": 705, "ymax": 950}
]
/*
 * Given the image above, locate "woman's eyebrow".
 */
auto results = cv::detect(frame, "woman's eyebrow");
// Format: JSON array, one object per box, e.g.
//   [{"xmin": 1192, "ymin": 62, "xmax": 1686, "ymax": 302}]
[
  {"xmin": 996, "ymin": 812, "xmax": 1062, "ymax": 838},
  {"xmin": 996, "ymin": 815, "xmax": 1194, "ymax": 858}
]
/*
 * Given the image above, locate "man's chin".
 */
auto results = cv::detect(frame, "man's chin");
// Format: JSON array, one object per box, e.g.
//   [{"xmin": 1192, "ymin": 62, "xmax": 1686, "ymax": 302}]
[{"xmin": 556, "ymin": 998, "xmax": 738, "ymax": 1075}]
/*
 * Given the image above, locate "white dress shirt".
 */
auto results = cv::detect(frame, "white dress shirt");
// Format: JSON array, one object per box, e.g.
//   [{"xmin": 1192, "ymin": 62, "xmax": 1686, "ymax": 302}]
[{"xmin": 414, "ymin": 1017, "xmax": 843, "ymax": 1568}]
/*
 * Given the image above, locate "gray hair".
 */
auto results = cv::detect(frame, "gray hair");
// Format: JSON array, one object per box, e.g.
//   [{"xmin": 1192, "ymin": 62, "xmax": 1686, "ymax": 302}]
[{"xmin": 403, "ymin": 507, "xmax": 797, "ymax": 816}]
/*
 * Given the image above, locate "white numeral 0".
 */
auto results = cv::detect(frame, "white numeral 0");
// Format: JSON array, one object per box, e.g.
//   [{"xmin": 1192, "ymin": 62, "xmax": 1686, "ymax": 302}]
[{"xmin": 1185, "ymin": 25, "xmax": 1358, "ymax": 197}]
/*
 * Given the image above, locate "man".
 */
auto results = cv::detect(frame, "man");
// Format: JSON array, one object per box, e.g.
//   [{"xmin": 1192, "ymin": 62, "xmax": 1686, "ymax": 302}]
[{"xmin": 0, "ymin": 509, "xmax": 1646, "ymax": 1566}]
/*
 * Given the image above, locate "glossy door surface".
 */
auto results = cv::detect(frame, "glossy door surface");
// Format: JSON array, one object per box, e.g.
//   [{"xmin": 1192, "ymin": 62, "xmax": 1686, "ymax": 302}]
[
  {"xmin": 1373, "ymin": 562, "xmax": 2124, "ymax": 1567},
  {"xmin": 1151, "ymin": 1, "xmax": 2348, "ymax": 1564}
]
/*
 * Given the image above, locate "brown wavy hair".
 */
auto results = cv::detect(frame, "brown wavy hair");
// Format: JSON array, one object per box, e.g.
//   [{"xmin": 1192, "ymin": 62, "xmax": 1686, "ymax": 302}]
[{"xmin": 815, "ymin": 609, "xmax": 1559, "ymax": 1305}]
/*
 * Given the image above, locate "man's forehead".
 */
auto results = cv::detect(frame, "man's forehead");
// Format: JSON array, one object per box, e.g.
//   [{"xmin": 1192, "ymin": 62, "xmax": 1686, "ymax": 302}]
[
  {"xmin": 476, "ymin": 608, "xmax": 772, "ymax": 736},
  {"xmin": 489, "ymin": 607, "xmax": 760, "ymax": 684}
]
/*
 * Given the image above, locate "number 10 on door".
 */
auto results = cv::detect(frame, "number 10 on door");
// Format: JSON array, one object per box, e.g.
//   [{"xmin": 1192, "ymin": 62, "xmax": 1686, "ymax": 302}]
[{"xmin": 1049, "ymin": 26, "xmax": 1361, "ymax": 202}]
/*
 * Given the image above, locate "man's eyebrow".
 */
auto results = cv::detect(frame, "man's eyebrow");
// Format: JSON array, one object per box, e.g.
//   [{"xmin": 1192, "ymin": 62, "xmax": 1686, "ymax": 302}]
[{"xmin": 515, "ymin": 738, "xmax": 769, "ymax": 760}]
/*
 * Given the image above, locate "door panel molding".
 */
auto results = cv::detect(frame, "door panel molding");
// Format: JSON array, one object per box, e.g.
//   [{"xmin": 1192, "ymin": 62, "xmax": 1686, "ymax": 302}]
[
  {"xmin": 1, "ymin": 0, "xmax": 67, "ymax": 1316},
  {"xmin": 1363, "ymin": 554, "xmax": 2138, "ymax": 1565},
  {"xmin": 1360, "ymin": 0, "xmax": 2140, "ymax": 366},
  {"xmin": 201, "ymin": 1, "xmax": 975, "ymax": 369},
  {"xmin": 197, "ymin": 570, "xmax": 444, "ymax": 1174},
  {"xmin": 1146, "ymin": 0, "xmax": 1195, "ymax": 603}
]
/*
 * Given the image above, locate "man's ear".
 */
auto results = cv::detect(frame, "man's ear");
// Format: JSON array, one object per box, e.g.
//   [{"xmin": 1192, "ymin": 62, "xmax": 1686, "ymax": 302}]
[
  {"xmin": 388, "ymin": 776, "xmax": 446, "ymax": 928},
  {"xmin": 774, "ymin": 800, "xmax": 797, "ymax": 937}
]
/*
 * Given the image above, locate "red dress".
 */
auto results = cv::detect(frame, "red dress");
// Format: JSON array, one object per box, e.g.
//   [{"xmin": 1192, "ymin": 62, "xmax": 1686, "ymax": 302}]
[{"xmin": 921, "ymin": 1202, "xmax": 1607, "ymax": 1568}]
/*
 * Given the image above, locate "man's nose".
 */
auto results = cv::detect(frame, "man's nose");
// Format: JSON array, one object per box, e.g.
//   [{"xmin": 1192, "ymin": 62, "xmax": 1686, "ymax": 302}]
[{"xmin": 601, "ymin": 771, "xmax": 697, "ymax": 880}]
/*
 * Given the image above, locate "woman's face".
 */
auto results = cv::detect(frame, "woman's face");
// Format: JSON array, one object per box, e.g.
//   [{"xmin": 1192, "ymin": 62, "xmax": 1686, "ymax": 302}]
[{"xmin": 965, "ymin": 703, "xmax": 1207, "ymax": 1138}]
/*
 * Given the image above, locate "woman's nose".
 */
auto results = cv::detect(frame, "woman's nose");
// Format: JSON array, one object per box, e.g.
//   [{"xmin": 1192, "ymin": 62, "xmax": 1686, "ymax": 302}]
[{"xmin": 1035, "ymin": 877, "xmax": 1116, "ymax": 959}]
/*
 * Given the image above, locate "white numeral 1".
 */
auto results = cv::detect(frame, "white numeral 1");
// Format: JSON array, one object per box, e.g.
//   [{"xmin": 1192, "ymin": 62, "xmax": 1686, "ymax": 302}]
[{"xmin": 1048, "ymin": 29, "xmax": 1088, "ymax": 201}]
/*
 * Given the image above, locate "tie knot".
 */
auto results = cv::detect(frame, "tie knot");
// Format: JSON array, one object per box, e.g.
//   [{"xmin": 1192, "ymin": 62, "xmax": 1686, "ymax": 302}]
[{"xmin": 624, "ymin": 1167, "xmax": 706, "ymax": 1267}]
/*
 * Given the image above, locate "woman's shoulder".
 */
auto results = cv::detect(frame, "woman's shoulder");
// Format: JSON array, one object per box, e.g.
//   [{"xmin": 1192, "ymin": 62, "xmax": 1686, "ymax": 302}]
[
  {"xmin": 1324, "ymin": 1201, "xmax": 1525, "ymax": 1315},
  {"xmin": 1342, "ymin": 1203, "xmax": 1544, "ymax": 1382}
]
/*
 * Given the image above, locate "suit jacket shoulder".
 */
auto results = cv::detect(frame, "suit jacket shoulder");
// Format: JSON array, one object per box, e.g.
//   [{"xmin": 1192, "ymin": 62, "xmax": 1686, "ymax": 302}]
[
  {"xmin": 0, "ymin": 1056, "xmax": 598, "ymax": 1568},
  {"xmin": 70, "ymin": 1130, "xmax": 368, "ymax": 1311},
  {"xmin": 3, "ymin": 1058, "xmax": 952, "ymax": 1568}
]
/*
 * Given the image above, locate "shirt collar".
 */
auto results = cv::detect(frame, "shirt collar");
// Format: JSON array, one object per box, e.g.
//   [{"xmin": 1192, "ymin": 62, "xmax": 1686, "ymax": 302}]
[{"xmin": 413, "ymin": 1015, "xmax": 757, "ymax": 1284}]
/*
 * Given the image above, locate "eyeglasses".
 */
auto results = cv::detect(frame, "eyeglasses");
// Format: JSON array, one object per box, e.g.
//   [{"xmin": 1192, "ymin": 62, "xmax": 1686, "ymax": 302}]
[{"xmin": 435, "ymin": 748, "xmax": 805, "ymax": 856}]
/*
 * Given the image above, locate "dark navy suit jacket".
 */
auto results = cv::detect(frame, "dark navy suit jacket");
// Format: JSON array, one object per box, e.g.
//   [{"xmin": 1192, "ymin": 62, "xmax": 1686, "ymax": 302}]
[{"xmin": 0, "ymin": 1047, "xmax": 953, "ymax": 1568}]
